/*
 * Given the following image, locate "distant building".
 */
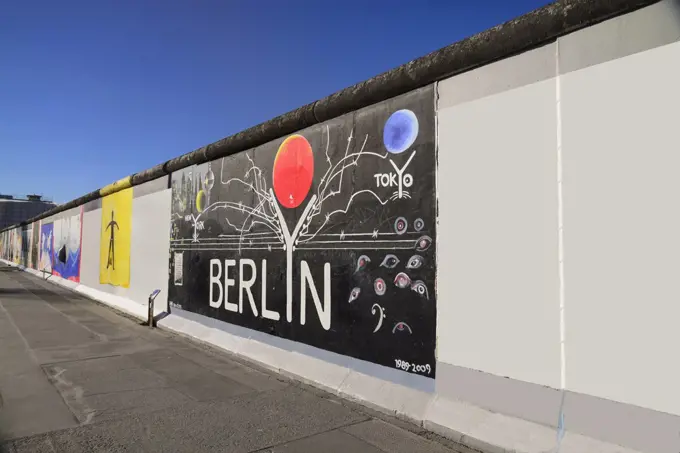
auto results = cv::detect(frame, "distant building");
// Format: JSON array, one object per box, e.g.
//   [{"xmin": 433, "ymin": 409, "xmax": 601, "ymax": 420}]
[{"xmin": 0, "ymin": 194, "xmax": 57, "ymax": 230}]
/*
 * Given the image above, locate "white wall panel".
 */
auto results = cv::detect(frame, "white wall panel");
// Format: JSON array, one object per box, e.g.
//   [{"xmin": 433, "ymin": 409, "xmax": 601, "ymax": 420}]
[
  {"xmin": 437, "ymin": 76, "xmax": 560, "ymax": 388},
  {"xmin": 561, "ymin": 39, "xmax": 680, "ymax": 416}
]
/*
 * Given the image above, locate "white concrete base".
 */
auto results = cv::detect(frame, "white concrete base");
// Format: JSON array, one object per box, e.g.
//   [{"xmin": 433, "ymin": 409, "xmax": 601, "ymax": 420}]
[{"xmin": 0, "ymin": 258, "xmax": 643, "ymax": 453}]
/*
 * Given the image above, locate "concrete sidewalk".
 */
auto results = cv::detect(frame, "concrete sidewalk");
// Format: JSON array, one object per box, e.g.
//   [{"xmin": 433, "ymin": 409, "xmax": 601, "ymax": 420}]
[{"xmin": 0, "ymin": 264, "xmax": 464, "ymax": 453}]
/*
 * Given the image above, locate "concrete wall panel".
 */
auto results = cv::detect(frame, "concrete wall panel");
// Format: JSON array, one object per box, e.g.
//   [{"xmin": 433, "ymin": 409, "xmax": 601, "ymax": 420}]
[
  {"xmin": 436, "ymin": 76, "xmax": 560, "ymax": 389},
  {"xmin": 559, "ymin": 0, "xmax": 680, "ymax": 75},
  {"xmin": 561, "ymin": 38, "xmax": 680, "ymax": 416},
  {"xmin": 437, "ymin": 43, "xmax": 556, "ymax": 110},
  {"xmin": 80, "ymin": 180, "xmax": 171, "ymax": 312},
  {"xmin": 129, "ymin": 186, "xmax": 171, "ymax": 312},
  {"xmin": 80, "ymin": 209, "xmax": 104, "ymax": 292}
]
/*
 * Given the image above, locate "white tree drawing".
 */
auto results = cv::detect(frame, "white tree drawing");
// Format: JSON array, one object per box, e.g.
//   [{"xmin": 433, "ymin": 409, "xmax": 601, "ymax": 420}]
[{"xmin": 171, "ymin": 123, "xmax": 431, "ymax": 326}]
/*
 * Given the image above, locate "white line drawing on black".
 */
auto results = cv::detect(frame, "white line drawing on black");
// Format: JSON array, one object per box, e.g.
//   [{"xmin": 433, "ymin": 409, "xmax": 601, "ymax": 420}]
[
  {"xmin": 411, "ymin": 280, "xmax": 429, "ymax": 300},
  {"xmin": 371, "ymin": 304, "xmax": 386, "ymax": 333},
  {"xmin": 355, "ymin": 255, "xmax": 371, "ymax": 273},
  {"xmin": 379, "ymin": 254, "xmax": 400, "ymax": 269},
  {"xmin": 394, "ymin": 272, "xmax": 411, "ymax": 289},
  {"xmin": 388, "ymin": 151, "xmax": 416, "ymax": 200},
  {"xmin": 394, "ymin": 217, "xmax": 408, "ymax": 235},
  {"xmin": 392, "ymin": 321, "xmax": 412, "ymax": 334},
  {"xmin": 171, "ymin": 111, "xmax": 432, "ymax": 333},
  {"xmin": 414, "ymin": 235, "xmax": 432, "ymax": 252},
  {"xmin": 373, "ymin": 151, "xmax": 417, "ymax": 200},
  {"xmin": 348, "ymin": 287, "xmax": 361, "ymax": 303},
  {"xmin": 374, "ymin": 278, "xmax": 386, "ymax": 296},
  {"xmin": 174, "ymin": 126, "xmax": 430, "ymax": 253},
  {"xmin": 405, "ymin": 255, "xmax": 424, "ymax": 270},
  {"xmin": 413, "ymin": 218, "xmax": 424, "ymax": 232}
]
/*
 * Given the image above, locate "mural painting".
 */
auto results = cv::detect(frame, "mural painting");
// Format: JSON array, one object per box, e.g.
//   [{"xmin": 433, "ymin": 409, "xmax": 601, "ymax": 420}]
[
  {"xmin": 3, "ymin": 230, "xmax": 10, "ymax": 262},
  {"xmin": 0, "ymin": 230, "xmax": 8, "ymax": 261},
  {"xmin": 12, "ymin": 228, "xmax": 22, "ymax": 265},
  {"xmin": 99, "ymin": 188, "xmax": 132, "ymax": 287},
  {"xmin": 26, "ymin": 226, "xmax": 33, "ymax": 268},
  {"xmin": 39, "ymin": 222, "xmax": 54, "ymax": 272},
  {"xmin": 3, "ymin": 230, "xmax": 9, "ymax": 262},
  {"xmin": 21, "ymin": 226, "xmax": 31, "ymax": 267},
  {"xmin": 169, "ymin": 87, "xmax": 437, "ymax": 376},
  {"xmin": 52, "ymin": 209, "xmax": 83, "ymax": 282},
  {"xmin": 30, "ymin": 222, "xmax": 40, "ymax": 270},
  {"xmin": 1, "ymin": 230, "xmax": 8, "ymax": 261}
]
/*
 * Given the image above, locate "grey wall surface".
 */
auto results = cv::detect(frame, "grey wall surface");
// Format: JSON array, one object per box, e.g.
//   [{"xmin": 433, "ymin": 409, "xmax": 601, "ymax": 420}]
[{"xmin": 437, "ymin": 42, "xmax": 561, "ymax": 389}]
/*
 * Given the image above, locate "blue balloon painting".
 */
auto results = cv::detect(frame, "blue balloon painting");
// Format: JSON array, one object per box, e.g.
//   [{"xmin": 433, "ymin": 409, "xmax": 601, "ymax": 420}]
[{"xmin": 383, "ymin": 109, "xmax": 419, "ymax": 154}]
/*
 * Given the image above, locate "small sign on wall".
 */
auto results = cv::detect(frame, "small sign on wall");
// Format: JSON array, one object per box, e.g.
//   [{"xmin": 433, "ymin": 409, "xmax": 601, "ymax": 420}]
[{"xmin": 173, "ymin": 252, "xmax": 183, "ymax": 286}]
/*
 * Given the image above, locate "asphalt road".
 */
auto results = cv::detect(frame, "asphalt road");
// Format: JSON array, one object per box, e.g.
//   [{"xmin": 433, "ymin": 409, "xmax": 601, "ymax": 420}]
[{"xmin": 0, "ymin": 264, "xmax": 463, "ymax": 453}]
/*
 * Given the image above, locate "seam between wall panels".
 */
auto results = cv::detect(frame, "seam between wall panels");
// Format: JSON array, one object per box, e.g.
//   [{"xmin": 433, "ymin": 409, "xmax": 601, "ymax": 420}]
[
  {"xmin": 554, "ymin": 39, "xmax": 567, "ymax": 452},
  {"xmin": 555, "ymin": 40, "xmax": 566, "ymax": 392},
  {"xmin": 433, "ymin": 81, "xmax": 440, "ymax": 362}
]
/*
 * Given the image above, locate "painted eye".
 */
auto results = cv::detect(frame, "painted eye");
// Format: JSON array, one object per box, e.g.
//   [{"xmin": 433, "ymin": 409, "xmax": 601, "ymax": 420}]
[
  {"xmin": 394, "ymin": 272, "xmax": 411, "ymax": 289},
  {"xmin": 355, "ymin": 255, "xmax": 371, "ymax": 273},
  {"xmin": 411, "ymin": 280, "xmax": 429, "ymax": 300},
  {"xmin": 374, "ymin": 278, "xmax": 386, "ymax": 296},
  {"xmin": 380, "ymin": 254, "xmax": 400, "ymax": 269},
  {"xmin": 348, "ymin": 287, "xmax": 361, "ymax": 303},
  {"xmin": 414, "ymin": 218, "xmax": 424, "ymax": 232},
  {"xmin": 405, "ymin": 255, "xmax": 424, "ymax": 270},
  {"xmin": 394, "ymin": 217, "xmax": 408, "ymax": 235},
  {"xmin": 414, "ymin": 235, "xmax": 432, "ymax": 252},
  {"xmin": 392, "ymin": 321, "xmax": 413, "ymax": 334}
]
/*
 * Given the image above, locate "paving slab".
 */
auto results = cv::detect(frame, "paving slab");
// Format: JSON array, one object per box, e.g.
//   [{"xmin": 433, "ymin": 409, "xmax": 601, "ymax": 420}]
[
  {"xmin": 256, "ymin": 428, "xmax": 384, "ymax": 453},
  {"xmin": 343, "ymin": 419, "xmax": 458, "ymax": 453}
]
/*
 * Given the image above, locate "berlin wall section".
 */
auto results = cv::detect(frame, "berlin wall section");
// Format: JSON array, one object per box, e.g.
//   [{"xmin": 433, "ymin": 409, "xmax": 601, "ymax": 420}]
[{"xmin": 168, "ymin": 86, "xmax": 437, "ymax": 377}]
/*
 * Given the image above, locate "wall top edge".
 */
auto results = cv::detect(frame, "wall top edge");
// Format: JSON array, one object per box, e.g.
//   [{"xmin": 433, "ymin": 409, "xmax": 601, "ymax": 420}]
[
  {"xmin": 99, "ymin": 176, "xmax": 133, "ymax": 197},
  {"xmin": 0, "ymin": 0, "xmax": 659, "ymax": 233}
]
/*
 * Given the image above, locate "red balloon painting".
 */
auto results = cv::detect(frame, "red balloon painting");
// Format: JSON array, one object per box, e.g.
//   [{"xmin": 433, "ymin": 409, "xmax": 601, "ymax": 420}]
[{"xmin": 272, "ymin": 134, "xmax": 314, "ymax": 209}]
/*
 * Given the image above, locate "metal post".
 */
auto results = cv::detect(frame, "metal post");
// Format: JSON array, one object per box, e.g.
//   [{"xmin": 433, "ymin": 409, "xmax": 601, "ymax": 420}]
[{"xmin": 148, "ymin": 289, "xmax": 161, "ymax": 327}]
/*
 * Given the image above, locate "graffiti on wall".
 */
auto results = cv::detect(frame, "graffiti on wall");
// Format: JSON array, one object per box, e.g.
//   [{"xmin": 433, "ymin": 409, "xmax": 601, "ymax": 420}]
[
  {"xmin": 21, "ymin": 226, "xmax": 30, "ymax": 267},
  {"xmin": 12, "ymin": 229, "xmax": 22, "ymax": 265},
  {"xmin": 99, "ymin": 188, "xmax": 132, "ymax": 287},
  {"xmin": 0, "ymin": 230, "xmax": 9, "ymax": 262},
  {"xmin": 26, "ymin": 226, "xmax": 33, "ymax": 268},
  {"xmin": 53, "ymin": 209, "xmax": 83, "ymax": 282},
  {"xmin": 168, "ymin": 87, "xmax": 437, "ymax": 376},
  {"xmin": 0, "ymin": 230, "xmax": 8, "ymax": 262},
  {"xmin": 30, "ymin": 223, "xmax": 40, "ymax": 270},
  {"xmin": 39, "ymin": 223, "xmax": 54, "ymax": 272}
]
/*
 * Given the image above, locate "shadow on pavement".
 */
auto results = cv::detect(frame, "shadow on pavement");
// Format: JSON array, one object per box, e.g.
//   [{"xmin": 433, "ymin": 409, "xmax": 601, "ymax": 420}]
[
  {"xmin": 0, "ymin": 395, "xmax": 10, "ymax": 453},
  {"xmin": 0, "ymin": 288, "xmax": 63, "ymax": 297},
  {"xmin": 138, "ymin": 311, "xmax": 170, "ymax": 328}
]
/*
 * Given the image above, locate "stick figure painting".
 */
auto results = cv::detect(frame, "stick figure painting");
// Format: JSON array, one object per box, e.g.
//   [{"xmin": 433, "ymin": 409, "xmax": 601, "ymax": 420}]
[{"xmin": 99, "ymin": 188, "xmax": 132, "ymax": 287}]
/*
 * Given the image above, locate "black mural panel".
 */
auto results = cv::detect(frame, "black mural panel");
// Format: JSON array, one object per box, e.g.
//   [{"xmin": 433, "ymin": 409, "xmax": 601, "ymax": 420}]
[{"xmin": 169, "ymin": 86, "xmax": 437, "ymax": 377}]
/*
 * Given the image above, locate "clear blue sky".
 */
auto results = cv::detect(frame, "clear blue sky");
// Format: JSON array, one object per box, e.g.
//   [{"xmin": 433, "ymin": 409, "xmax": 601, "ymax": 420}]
[{"xmin": 1, "ymin": 0, "xmax": 550, "ymax": 204}]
